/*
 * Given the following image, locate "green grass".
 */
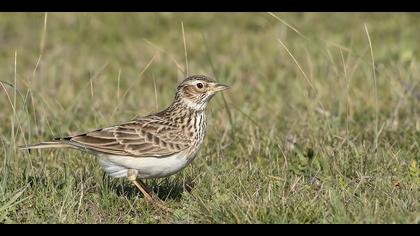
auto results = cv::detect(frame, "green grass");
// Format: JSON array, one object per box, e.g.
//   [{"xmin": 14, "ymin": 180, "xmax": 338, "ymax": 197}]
[{"xmin": 0, "ymin": 12, "xmax": 419, "ymax": 223}]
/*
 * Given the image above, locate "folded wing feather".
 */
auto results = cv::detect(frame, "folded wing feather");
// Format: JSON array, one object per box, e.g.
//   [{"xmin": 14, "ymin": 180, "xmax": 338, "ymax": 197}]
[{"xmin": 66, "ymin": 118, "xmax": 191, "ymax": 158}]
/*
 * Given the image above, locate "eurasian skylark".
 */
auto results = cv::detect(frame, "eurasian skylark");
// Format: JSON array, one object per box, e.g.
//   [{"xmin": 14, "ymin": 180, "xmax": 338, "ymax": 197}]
[{"xmin": 20, "ymin": 74, "xmax": 229, "ymax": 212}]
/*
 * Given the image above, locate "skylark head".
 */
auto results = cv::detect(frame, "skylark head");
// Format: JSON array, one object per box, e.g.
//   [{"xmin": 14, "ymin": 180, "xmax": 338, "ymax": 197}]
[{"xmin": 175, "ymin": 75, "xmax": 229, "ymax": 111}]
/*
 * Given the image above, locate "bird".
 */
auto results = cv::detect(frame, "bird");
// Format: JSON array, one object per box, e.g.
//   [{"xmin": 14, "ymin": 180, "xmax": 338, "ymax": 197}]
[{"xmin": 20, "ymin": 74, "xmax": 229, "ymax": 212}]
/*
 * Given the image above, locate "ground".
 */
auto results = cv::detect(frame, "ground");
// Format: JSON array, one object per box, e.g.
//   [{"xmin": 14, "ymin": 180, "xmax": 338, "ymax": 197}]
[{"xmin": 0, "ymin": 12, "xmax": 419, "ymax": 223}]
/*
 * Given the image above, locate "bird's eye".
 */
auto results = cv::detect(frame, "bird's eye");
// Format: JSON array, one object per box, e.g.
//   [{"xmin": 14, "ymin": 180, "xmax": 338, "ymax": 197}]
[{"xmin": 196, "ymin": 83, "xmax": 204, "ymax": 89}]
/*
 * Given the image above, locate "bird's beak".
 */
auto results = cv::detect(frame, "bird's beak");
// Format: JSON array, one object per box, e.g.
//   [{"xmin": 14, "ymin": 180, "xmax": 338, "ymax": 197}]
[{"xmin": 211, "ymin": 83, "xmax": 230, "ymax": 92}]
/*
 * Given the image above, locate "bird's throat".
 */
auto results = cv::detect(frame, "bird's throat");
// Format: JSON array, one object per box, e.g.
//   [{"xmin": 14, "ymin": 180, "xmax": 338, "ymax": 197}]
[{"xmin": 179, "ymin": 97, "xmax": 208, "ymax": 112}]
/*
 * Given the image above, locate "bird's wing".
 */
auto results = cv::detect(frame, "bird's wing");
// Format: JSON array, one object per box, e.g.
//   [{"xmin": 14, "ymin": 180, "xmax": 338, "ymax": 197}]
[{"xmin": 63, "ymin": 116, "xmax": 191, "ymax": 157}]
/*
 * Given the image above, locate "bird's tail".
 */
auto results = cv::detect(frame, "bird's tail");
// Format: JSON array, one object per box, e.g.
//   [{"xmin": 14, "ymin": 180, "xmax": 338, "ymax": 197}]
[{"xmin": 19, "ymin": 141, "xmax": 72, "ymax": 150}]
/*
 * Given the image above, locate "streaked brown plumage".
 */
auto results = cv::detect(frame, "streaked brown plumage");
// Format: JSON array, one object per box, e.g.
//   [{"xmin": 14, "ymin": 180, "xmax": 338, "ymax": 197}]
[{"xmin": 20, "ymin": 74, "xmax": 229, "ymax": 212}]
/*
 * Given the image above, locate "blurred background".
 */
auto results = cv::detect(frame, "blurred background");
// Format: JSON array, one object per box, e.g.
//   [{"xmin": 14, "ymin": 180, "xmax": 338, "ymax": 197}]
[{"xmin": 0, "ymin": 13, "xmax": 418, "ymax": 223}]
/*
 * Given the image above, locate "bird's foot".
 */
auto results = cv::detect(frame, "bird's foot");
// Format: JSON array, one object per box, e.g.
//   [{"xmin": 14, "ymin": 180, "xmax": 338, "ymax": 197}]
[{"xmin": 127, "ymin": 169, "xmax": 173, "ymax": 213}]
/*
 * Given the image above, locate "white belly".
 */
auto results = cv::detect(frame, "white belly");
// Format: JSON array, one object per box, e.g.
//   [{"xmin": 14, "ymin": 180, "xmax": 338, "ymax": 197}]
[{"xmin": 97, "ymin": 150, "xmax": 193, "ymax": 179}]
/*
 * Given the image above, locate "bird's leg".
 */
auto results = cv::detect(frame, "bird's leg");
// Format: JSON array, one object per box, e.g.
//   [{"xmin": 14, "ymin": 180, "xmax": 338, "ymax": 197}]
[
  {"xmin": 137, "ymin": 179, "xmax": 161, "ymax": 202},
  {"xmin": 127, "ymin": 169, "xmax": 173, "ymax": 213},
  {"xmin": 127, "ymin": 170, "xmax": 153, "ymax": 202},
  {"xmin": 137, "ymin": 180, "xmax": 174, "ymax": 213}
]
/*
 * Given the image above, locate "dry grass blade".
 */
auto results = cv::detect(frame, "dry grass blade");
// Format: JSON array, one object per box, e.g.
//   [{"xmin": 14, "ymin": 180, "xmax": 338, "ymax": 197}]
[
  {"xmin": 143, "ymin": 39, "xmax": 185, "ymax": 73},
  {"xmin": 267, "ymin": 12, "xmax": 309, "ymax": 41},
  {"xmin": 0, "ymin": 81, "xmax": 15, "ymax": 113},
  {"xmin": 181, "ymin": 21, "xmax": 189, "ymax": 77},
  {"xmin": 153, "ymin": 75, "xmax": 159, "ymax": 112},
  {"xmin": 364, "ymin": 24, "xmax": 379, "ymax": 157},
  {"xmin": 32, "ymin": 12, "xmax": 48, "ymax": 78},
  {"xmin": 277, "ymin": 39, "xmax": 316, "ymax": 93}
]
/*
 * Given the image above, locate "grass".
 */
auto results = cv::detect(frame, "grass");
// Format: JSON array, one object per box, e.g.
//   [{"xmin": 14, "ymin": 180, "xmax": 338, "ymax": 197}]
[{"xmin": 0, "ymin": 12, "xmax": 419, "ymax": 223}]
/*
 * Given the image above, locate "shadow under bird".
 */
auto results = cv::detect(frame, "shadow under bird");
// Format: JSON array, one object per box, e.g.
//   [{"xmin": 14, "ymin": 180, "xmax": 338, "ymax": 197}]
[{"xmin": 20, "ymin": 74, "xmax": 229, "ymax": 212}]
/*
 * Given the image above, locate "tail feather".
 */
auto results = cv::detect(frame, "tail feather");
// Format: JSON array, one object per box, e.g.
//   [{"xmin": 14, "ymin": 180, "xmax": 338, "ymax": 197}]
[{"xmin": 19, "ymin": 141, "xmax": 72, "ymax": 150}]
